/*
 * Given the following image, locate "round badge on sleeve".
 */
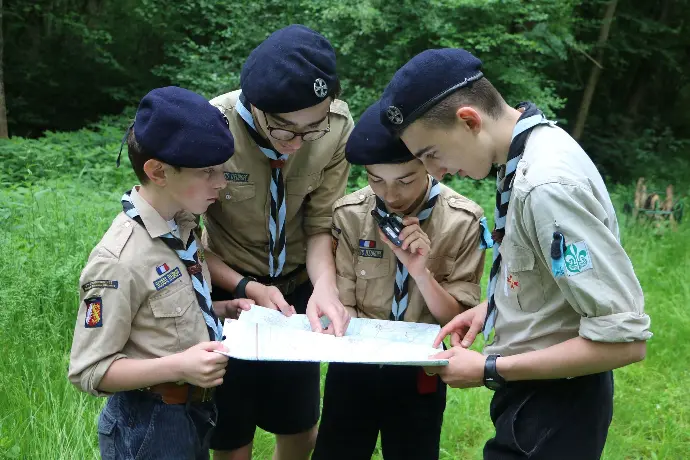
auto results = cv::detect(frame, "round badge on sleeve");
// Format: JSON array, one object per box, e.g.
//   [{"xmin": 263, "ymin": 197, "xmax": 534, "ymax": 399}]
[
  {"xmin": 387, "ymin": 106, "xmax": 404, "ymax": 125},
  {"xmin": 314, "ymin": 78, "xmax": 328, "ymax": 98}
]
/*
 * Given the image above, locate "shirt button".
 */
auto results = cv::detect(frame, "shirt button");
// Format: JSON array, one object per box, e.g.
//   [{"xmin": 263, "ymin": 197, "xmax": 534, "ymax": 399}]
[
  {"xmin": 176, "ymin": 307, "xmax": 182, "ymax": 313},
  {"xmin": 124, "ymin": 222, "xmax": 131, "ymax": 228},
  {"xmin": 225, "ymin": 194, "xmax": 231, "ymax": 200},
  {"xmin": 359, "ymin": 194, "xmax": 365, "ymax": 200},
  {"xmin": 307, "ymin": 185, "xmax": 313, "ymax": 192},
  {"xmin": 360, "ymin": 270, "xmax": 366, "ymax": 276}
]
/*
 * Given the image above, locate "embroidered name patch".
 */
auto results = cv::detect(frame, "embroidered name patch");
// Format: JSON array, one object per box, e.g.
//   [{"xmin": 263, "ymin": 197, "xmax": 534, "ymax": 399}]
[
  {"xmin": 564, "ymin": 241, "xmax": 593, "ymax": 276},
  {"xmin": 359, "ymin": 248, "xmax": 383, "ymax": 258},
  {"xmin": 224, "ymin": 172, "xmax": 250, "ymax": 183},
  {"xmin": 153, "ymin": 267, "xmax": 182, "ymax": 290},
  {"xmin": 84, "ymin": 297, "xmax": 103, "ymax": 328},
  {"xmin": 81, "ymin": 280, "xmax": 118, "ymax": 292},
  {"xmin": 156, "ymin": 263, "xmax": 170, "ymax": 275},
  {"xmin": 359, "ymin": 239, "xmax": 376, "ymax": 248}
]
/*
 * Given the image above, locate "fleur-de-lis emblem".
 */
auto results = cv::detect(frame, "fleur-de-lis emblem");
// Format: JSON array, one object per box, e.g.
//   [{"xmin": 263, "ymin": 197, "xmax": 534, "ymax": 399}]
[
  {"xmin": 387, "ymin": 106, "xmax": 404, "ymax": 125},
  {"xmin": 314, "ymin": 78, "xmax": 328, "ymax": 98},
  {"xmin": 564, "ymin": 242, "xmax": 591, "ymax": 274}
]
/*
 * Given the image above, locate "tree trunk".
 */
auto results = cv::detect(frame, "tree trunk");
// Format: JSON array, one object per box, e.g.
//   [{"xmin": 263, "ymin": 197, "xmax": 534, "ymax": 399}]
[
  {"xmin": 0, "ymin": 0, "xmax": 7, "ymax": 138},
  {"xmin": 572, "ymin": 0, "xmax": 619, "ymax": 141},
  {"xmin": 626, "ymin": 0, "xmax": 672, "ymax": 119}
]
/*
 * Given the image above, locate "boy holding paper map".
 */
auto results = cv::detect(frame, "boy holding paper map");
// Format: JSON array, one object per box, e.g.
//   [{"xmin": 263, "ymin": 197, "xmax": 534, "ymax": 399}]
[
  {"xmin": 311, "ymin": 101, "xmax": 487, "ymax": 460},
  {"xmin": 67, "ymin": 87, "xmax": 252, "ymax": 459}
]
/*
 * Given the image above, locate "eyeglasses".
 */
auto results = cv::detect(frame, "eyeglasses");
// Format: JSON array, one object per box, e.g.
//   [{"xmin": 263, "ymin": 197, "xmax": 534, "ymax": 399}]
[{"xmin": 263, "ymin": 112, "xmax": 330, "ymax": 142}]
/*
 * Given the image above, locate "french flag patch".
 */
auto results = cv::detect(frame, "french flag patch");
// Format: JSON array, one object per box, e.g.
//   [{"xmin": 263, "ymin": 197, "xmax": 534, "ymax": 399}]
[
  {"xmin": 359, "ymin": 239, "xmax": 376, "ymax": 248},
  {"xmin": 155, "ymin": 263, "xmax": 170, "ymax": 275}
]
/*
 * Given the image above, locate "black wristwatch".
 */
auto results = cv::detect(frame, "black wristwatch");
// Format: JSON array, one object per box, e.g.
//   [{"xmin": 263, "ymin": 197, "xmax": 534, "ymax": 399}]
[
  {"xmin": 235, "ymin": 276, "xmax": 257, "ymax": 299},
  {"xmin": 483, "ymin": 354, "xmax": 507, "ymax": 391}
]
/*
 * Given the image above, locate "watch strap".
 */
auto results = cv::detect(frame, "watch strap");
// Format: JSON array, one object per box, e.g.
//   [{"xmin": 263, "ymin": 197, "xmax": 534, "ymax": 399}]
[
  {"xmin": 235, "ymin": 276, "xmax": 256, "ymax": 299},
  {"xmin": 484, "ymin": 354, "xmax": 506, "ymax": 390}
]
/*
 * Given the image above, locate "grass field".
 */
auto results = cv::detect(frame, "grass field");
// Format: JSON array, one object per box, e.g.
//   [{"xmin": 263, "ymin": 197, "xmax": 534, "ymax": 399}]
[{"xmin": 0, "ymin": 178, "xmax": 688, "ymax": 459}]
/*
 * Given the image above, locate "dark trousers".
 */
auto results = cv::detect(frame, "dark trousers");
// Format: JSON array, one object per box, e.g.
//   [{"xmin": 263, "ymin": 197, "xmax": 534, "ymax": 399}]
[
  {"xmin": 312, "ymin": 362, "xmax": 447, "ymax": 460},
  {"xmin": 484, "ymin": 371, "xmax": 614, "ymax": 460},
  {"xmin": 209, "ymin": 282, "xmax": 321, "ymax": 451},
  {"xmin": 98, "ymin": 391, "xmax": 217, "ymax": 460}
]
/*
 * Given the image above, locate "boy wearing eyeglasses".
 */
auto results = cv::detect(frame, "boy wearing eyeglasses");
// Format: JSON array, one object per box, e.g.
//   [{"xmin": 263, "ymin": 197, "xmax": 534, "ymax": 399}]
[{"xmin": 201, "ymin": 25, "xmax": 354, "ymax": 460}]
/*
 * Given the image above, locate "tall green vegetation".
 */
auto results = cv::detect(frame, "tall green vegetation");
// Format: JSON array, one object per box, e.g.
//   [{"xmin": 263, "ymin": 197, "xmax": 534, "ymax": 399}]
[{"xmin": 2, "ymin": 0, "xmax": 689, "ymax": 182}]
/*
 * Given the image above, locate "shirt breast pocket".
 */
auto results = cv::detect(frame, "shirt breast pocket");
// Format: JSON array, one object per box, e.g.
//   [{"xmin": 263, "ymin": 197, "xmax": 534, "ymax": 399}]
[
  {"xmin": 285, "ymin": 173, "xmax": 322, "ymax": 217},
  {"xmin": 220, "ymin": 182, "xmax": 257, "ymax": 226},
  {"xmin": 221, "ymin": 182, "xmax": 256, "ymax": 206},
  {"xmin": 502, "ymin": 244, "xmax": 546, "ymax": 313},
  {"xmin": 355, "ymin": 257, "xmax": 392, "ymax": 316},
  {"xmin": 148, "ymin": 284, "xmax": 197, "ymax": 352}
]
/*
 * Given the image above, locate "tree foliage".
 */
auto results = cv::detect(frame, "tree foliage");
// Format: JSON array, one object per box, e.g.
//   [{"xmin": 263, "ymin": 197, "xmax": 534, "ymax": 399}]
[{"xmin": 3, "ymin": 0, "xmax": 690, "ymax": 183}]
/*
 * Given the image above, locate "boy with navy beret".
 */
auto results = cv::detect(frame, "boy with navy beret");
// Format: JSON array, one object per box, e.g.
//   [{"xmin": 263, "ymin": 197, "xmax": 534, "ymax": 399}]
[
  {"xmin": 68, "ymin": 86, "xmax": 251, "ymax": 459},
  {"xmin": 379, "ymin": 49, "xmax": 652, "ymax": 459},
  {"xmin": 202, "ymin": 25, "xmax": 354, "ymax": 460},
  {"xmin": 311, "ymin": 100, "xmax": 486, "ymax": 460}
]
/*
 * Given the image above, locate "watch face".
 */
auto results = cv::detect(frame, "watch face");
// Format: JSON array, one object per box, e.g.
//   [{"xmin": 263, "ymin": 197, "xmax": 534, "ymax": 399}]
[{"xmin": 485, "ymin": 377, "xmax": 502, "ymax": 391}]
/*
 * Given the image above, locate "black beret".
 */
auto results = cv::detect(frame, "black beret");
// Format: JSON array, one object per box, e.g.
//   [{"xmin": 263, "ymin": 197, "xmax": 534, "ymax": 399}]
[
  {"xmin": 134, "ymin": 86, "xmax": 234, "ymax": 168},
  {"xmin": 380, "ymin": 48, "xmax": 484, "ymax": 132},
  {"xmin": 346, "ymin": 100, "xmax": 414, "ymax": 166},
  {"xmin": 240, "ymin": 24, "xmax": 337, "ymax": 114}
]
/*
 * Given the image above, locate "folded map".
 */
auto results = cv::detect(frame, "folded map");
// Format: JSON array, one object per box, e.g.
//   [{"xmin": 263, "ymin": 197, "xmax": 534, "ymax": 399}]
[{"xmin": 216, "ymin": 305, "xmax": 448, "ymax": 366}]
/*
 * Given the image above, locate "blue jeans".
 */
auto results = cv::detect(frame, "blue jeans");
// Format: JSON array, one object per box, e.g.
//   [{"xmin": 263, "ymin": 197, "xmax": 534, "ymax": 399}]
[{"xmin": 98, "ymin": 390, "xmax": 217, "ymax": 460}]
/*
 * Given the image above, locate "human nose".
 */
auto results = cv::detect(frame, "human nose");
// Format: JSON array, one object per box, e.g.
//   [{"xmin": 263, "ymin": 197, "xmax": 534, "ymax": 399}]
[
  {"xmin": 214, "ymin": 170, "xmax": 228, "ymax": 189},
  {"xmin": 286, "ymin": 136, "xmax": 303, "ymax": 149}
]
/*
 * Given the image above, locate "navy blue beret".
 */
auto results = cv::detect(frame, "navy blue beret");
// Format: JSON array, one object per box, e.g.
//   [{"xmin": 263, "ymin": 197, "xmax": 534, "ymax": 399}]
[
  {"xmin": 134, "ymin": 86, "xmax": 234, "ymax": 168},
  {"xmin": 380, "ymin": 48, "xmax": 484, "ymax": 132},
  {"xmin": 346, "ymin": 101, "xmax": 414, "ymax": 166},
  {"xmin": 240, "ymin": 25, "xmax": 337, "ymax": 114}
]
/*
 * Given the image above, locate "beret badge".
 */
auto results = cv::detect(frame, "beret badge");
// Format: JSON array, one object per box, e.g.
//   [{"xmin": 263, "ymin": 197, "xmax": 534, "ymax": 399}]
[
  {"xmin": 386, "ymin": 106, "xmax": 404, "ymax": 125},
  {"xmin": 314, "ymin": 78, "xmax": 328, "ymax": 98}
]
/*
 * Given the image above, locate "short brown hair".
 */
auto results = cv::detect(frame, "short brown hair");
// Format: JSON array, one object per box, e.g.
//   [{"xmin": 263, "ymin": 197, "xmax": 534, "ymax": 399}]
[
  {"xmin": 127, "ymin": 130, "xmax": 180, "ymax": 184},
  {"xmin": 419, "ymin": 77, "xmax": 506, "ymax": 127}
]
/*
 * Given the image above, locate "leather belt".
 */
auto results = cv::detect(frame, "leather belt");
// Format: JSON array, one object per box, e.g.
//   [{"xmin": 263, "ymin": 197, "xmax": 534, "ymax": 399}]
[{"xmin": 143, "ymin": 383, "xmax": 214, "ymax": 405}]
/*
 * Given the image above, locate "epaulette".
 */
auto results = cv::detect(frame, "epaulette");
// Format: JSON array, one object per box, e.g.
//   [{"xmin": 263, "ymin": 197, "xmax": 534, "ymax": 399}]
[
  {"xmin": 333, "ymin": 187, "xmax": 374, "ymax": 210},
  {"xmin": 209, "ymin": 90, "xmax": 241, "ymax": 116},
  {"xmin": 330, "ymin": 99, "xmax": 352, "ymax": 119},
  {"xmin": 99, "ymin": 213, "xmax": 135, "ymax": 259},
  {"xmin": 444, "ymin": 194, "xmax": 484, "ymax": 220}
]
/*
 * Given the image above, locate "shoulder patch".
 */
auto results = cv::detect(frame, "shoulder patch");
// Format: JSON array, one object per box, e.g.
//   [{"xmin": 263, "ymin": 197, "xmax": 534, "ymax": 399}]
[
  {"xmin": 330, "ymin": 99, "xmax": 352, "ymax": 118},
  {"xmin": 564, "ymin": 241, "xmax": 593, "ymax": 276},
  {"xmin": 99, "ymin": 214, "xmax": 135, "ymax": 259},
  {"xmin": 333, "ymin": 187, "xmax": 374, "ymax": 210},
  {"xmin": 84, "ymin": 296, "xmax": 103, "ymax": 328}
]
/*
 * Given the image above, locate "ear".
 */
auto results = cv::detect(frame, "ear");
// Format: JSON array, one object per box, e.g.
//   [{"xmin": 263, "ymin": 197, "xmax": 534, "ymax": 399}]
[
  {"xmin": 455, "ymin": 107, "xmax": 482, "ymax": 133},
  {"xmin": 143, "ymin": 159, "xmax": 168, "ymax": 186}
]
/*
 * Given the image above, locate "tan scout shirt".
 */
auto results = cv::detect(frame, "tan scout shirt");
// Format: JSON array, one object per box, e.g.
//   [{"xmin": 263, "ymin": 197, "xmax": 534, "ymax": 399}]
[
  {"xmin": 68, "ymin": 187, "xmax": 212, "ymax": 396},
  {"xmin": 486, "ymin": 126, "xmax": 652, "ymax": 357},
  {"xmin": 202, "ymin": 90, "xmax": 354, "ymax": 276},
  {"xmin": 332, "ymin": 181, "xmax": 485, "ymax": 324}
]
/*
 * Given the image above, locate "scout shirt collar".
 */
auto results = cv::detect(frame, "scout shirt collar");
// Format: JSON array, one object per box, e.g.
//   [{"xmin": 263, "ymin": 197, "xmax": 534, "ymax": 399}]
[{"xmin": 129, "ymin": 186, "xmax": 196, "ymax": 243}]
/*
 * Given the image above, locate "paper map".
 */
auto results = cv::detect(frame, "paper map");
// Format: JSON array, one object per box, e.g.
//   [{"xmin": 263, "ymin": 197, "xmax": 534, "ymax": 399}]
[{"xmin": 217, "ymin": 305, "xmax": 448, "ymax": 366}]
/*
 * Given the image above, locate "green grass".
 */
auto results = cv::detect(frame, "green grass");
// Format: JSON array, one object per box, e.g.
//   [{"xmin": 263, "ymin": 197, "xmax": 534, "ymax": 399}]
[{"xmin": 1, "ymin": 179, "xmax": 688, "ymax": 459}]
